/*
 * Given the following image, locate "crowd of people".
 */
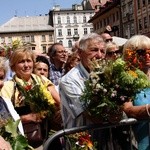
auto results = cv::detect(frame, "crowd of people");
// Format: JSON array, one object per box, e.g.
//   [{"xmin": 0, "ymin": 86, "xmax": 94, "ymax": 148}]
[{"xmin": 0, "ymin": 32, "xmax": 150, "ymax": 150}]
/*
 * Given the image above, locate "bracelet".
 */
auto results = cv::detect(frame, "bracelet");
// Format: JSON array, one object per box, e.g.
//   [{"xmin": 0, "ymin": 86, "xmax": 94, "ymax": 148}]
[{"xmin": 146, "ymin": 104, "xmax": 150, "ymax": 117}]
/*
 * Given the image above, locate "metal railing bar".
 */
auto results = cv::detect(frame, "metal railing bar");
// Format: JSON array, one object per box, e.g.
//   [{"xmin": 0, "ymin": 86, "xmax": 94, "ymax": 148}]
[{"xmin": 43, "ymin": 118, "xmax": 138, "ymax": 150}]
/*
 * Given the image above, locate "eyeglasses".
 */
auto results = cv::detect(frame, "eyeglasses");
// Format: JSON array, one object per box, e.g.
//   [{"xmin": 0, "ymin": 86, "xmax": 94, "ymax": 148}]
[
  {"xmin": 56, "ymin": 50, "xmax": 67, "ymax": 54},
  {"xmin": 106, "ymin": 50, "xmax": 122, "ymax": 56},
  {"xmin": 136, "ymin": 49, "xmax": 150, "ymax": 56},
  {"xmin": 105, "ymin": 38, "xmax": 113, "ymax": 43}
]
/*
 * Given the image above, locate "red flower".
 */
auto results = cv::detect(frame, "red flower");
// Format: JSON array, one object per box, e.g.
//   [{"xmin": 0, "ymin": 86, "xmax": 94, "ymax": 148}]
[{"xmin": 24, "ymin": 84, "xmax": 32, "ymax": 91}]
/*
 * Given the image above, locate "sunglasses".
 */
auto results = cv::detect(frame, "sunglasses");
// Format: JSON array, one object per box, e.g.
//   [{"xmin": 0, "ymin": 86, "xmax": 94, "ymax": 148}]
[
  {"xmin": 107, "ymin": 50, "xmax": 122, "ymax": 56},
  {"xmin": 136, "ymin": 49, "xmax": 150, "ymax": 56},
  {"xmin": 105, "ymin": 39, "xmax": 113, "ymax": 42}
]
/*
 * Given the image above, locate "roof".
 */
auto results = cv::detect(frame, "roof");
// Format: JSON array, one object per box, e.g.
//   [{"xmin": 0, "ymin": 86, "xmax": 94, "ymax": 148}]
[
  {"xmin": 0, "ymin": 15, "xmax": 54, "ymax": 33},
  {"xmin": 88, "ymin": 0, "xmax": 106, "ymax": 9}
]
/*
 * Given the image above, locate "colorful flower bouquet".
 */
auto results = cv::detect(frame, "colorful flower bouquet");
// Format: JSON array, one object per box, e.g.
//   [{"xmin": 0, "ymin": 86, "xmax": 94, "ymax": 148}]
[
  {"xmin": 16, "ymin": 78, "xmax": 56, "ymax": 118},
  {"xmin": 67, "ymin": 131, "xmax": 97, "ymax": 150},
  {"xmin": 81, "ymin": 58, "xmax": 150, "ymax": 123}
]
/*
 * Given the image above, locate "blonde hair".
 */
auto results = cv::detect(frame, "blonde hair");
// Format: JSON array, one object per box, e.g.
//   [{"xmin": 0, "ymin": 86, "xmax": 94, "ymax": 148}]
[
  {"xmin": 9, "ymin": 47, "xmax": 35, "ymax": 72},
  {"xmin": 123, "ymin": 35, "xmax": 150, "ymax": 55},
  {"xmin": 106, "ymin": 42, "xmax": 119, "ymax": 52}
]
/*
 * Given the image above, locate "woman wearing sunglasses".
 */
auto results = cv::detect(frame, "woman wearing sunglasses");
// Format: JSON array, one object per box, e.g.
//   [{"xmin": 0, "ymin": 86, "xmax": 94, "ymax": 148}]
[
  {"xmin": 123, "ymin": 35, "xmax": 150, "ymax": 150},
  {"xmin": 106, "ymin": 42, "xmax": 122, "ymax": 60}
]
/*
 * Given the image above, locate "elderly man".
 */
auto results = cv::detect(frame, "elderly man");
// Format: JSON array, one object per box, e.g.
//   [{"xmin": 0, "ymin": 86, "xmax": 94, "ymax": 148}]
[
  {"xmin": 59, "ymin": 33, "xmax": 106, "ymax": 128},
  {"xmin": 48, "ymin": 43, "xmax": 68, "ymax": 86},
  {"xmin": 59, "ymin": 33, "xmax": 131, "ymax": 150}
]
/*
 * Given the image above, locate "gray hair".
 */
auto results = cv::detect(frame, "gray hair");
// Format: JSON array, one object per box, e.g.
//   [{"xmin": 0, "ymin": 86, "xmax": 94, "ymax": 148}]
[{"xmin": 79, "ymin": 33, "xmax": 105, "ymax": 51}]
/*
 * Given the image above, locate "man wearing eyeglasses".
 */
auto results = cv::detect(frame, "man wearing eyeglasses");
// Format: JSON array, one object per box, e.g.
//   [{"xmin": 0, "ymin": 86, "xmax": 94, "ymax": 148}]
[
  {"xmin": 48, "ymin": 43, "xmax": 68, "ymax": 86},
  {"xmin": 101, "ymin": 32, "xmax": 113, "ymax": 43}
]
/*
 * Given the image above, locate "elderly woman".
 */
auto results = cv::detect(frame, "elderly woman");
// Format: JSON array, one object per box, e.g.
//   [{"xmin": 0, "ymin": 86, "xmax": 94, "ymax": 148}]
[
  {"xmin": 0, "ymin": 47, "xmax": 60, "ymax": 148},
  {"xmin": 105, "ymin": 41, "xmax": 122, "ymax": 60},
  {"xmin": 123, "ymin": 35, "xmax": 150, "ymax": 150}
]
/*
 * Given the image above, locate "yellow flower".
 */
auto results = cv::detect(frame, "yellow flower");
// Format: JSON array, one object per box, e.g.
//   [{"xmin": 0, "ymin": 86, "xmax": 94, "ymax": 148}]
[
  {"xmin": 128, "ymin": 70, "xmax": 138, "ymax": 78},
  {"xmin": 39, "ymin": 83, "xmax": 55, "ymax": 105}
]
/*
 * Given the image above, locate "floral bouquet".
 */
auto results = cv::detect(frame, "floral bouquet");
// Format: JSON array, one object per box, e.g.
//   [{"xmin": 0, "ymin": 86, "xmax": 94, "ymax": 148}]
[
  {"xmin": 67, "ymin": 131, "xmax": 97, "ymax": 150},
  {"xmin": 81, "ymin": 58, "xmax": 150, "ymax": 123},
  {"xmin": 16, "ymin": 78, "xmax": 56, "ymax": 118}
]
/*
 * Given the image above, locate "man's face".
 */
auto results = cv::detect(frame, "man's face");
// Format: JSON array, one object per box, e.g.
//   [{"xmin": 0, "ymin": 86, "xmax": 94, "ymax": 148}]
[
  {"xmin": 79, "ymin": 40, "xmax": 106, "ymax": 72},
  {"xmin": 52, "ymin": 45, "xmax": 68, "ymax": 63}
]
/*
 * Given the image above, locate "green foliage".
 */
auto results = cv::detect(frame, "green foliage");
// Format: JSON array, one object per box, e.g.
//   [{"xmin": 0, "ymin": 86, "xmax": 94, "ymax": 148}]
[
  {"xmin": 0, "ymin": 119, "xmax": 33, "ymax": 150},
  {"xmin": 81, "ymin": 58, "xmax": 150, "ymax": 122}
]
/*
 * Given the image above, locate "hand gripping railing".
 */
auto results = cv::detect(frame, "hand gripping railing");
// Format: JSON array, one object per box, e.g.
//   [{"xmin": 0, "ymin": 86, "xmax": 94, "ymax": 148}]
[{"xmin": 43, "ymin": 118, "xmax": 139, "ymax": 150}]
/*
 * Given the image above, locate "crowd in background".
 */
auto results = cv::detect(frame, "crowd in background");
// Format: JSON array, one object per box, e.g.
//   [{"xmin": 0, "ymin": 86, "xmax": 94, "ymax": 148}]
[{"xmin": 0, "ymin": 32, "xmax": 150, "ymax": 150}]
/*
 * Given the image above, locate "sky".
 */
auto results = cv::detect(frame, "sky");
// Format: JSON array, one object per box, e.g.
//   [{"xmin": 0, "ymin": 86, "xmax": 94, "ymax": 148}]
[{"xmin": 0, "ymin": 0, "xmax": 82, "ymax": 25}]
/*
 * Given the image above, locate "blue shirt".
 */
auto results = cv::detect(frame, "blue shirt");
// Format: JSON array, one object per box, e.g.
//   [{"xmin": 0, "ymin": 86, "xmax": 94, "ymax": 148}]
[
  {"xmin": 133, "ymin": 88, "xmax": 150, "ymax": 150},
  {"xmin": 49, "ymin": 63, "xmax": 65, "ymax": 86}
]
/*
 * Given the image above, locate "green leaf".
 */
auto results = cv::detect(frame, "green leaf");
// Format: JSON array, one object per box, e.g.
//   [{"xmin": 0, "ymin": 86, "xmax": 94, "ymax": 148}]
[{"xmin": 5, "ymin": 119, "xmax": 20, "ymax": 138}]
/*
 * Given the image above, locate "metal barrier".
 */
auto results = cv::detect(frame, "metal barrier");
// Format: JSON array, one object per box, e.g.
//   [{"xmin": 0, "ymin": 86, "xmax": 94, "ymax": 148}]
[{"xmin": 43, "ymin": 118, "xmax": 140, "ymax": 150}]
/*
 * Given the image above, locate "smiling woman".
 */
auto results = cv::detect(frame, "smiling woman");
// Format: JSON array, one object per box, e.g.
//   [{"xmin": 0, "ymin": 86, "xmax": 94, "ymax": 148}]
[{"xmin": 0, "ymin": 46, "xmax": 61, "ymax": 148}]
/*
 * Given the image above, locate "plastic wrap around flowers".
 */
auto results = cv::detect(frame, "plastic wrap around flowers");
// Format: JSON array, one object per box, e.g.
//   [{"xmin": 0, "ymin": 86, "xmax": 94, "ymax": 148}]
[{"xmin": 81, "ymin": 58, "xmax": 150, "ymax": 123}]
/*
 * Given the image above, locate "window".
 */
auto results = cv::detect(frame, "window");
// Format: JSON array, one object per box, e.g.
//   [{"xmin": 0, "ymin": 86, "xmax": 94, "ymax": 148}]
[
  {"xmin": 26, "ymin": 36, "xmax": 30, "ymax": 42},
  {"xmin": 74, "ymin": 16, "xmax": 77, "ymax": 24},
  {"xmin": 130, "ymin": 22, "xmax": 135, "ymax": 35},
  {"xmin": 143, "ymin": 0, "xmax": 146, "ymax": 7},
  {"xmin": 31, "ymin": 47, "xmax": 35, "ymax": 51},
  {"xmin": 57, "ymin": 16, "xmax": 61, "ymax": 24},
  {"xmin": 83, "ymin": 16, "xmax": 86, "ymax": 23},
  {"xmin": 58, "ymin": 29, "xmax": 62, "ymax": 36},
  {"xmin": 90, "ymin": 28, "xmax": 93, "ymax": 33},
  {"xmin": 67, "ymin": 29, "xmax": 71, "ymax": 36},
  {"xmin": 84, "ymin": 28, "xmax": 88, "ymax": 35},
  {"xmin": 138, "ymin": 19, "xmax": 142, "ymax": 30},
  {"xmin": 122, "ymin": 6, "xmax": 126, "ymax": 17},
  {"xmin": 22, "ymin": 36, "xmax": 25, "ymax": 43},
  {"xmin": 128, "ymin": 2, "xmax": 133, "ymax": 14},
  {"xmin": 8, "ymin": 37, "xmax": 12, "ymax": 43},
  {"xmin": 42, "ymin": 46, "xmax": 46, "ymax": 53},
  {"xmin": 49, "ymin": 35, "xmax": 53, "ymax": 42},
  {"xmin": 1, "ymin": 37, "xmax": 5, "ymax": 44},
  {"xmin": 68, "ymin": 40, "xmax": 72, "ymax": 48},
  {"xmin": 67, "ymin": 16, "xmax": 70, "ymax": 24},
  {"xmin": 31, "ymin": 35, "xmax": 35, "ymax": 42},
  {"xmin": 144, "ymin": 17, "xmax": 148, "ymax": 28},
  {"xmin": 74, "ymin": 28, "xmax": 78, "ymax": 35},
  {"xmin": 137, "ymin": 0, "xmax": 140, "ymax": 9},
  {"xmin": 41, "ymin": 35, "xmax": 46, "ymax": 42},
  {"xmin": 59, "ymin": 40, "xmax": 63, "ymax": 45}
]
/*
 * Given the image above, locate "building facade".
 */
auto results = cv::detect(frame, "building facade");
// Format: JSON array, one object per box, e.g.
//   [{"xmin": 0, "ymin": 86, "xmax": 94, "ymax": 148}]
[
  {"xmin": 0, "ymin": 16, "xmax": 54, "ymax": 53},
  {"xmin": 89, "ymin": 0, "xmax": 150, "ymax": 38},
  {"xmin": 49, "ymin": 4, "xmax": 95, "ymax": 51}
]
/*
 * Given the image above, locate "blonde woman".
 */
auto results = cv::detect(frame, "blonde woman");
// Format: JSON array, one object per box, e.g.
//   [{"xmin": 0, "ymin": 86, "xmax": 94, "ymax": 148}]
[{"xmin": 0, "ymin": 47, "xmax": 61, "ymax": 149}]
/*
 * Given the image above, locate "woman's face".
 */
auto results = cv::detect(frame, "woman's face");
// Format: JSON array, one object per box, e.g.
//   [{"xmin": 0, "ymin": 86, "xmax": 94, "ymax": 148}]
[
  {"xmin": 14, "ymin": 55, "xmax": 34, "ymax": 80},
  {"xmin": 34, "ymin": 62, "xmax": 49, "ymax": 78},
  {"xmin": 135, "ymin": 49, "xmax": 150, "ymax": 69}
]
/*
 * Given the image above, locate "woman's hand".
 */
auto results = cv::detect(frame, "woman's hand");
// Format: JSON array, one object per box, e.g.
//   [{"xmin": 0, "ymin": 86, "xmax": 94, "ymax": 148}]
[{"xmin": 21, "ymin": 113, "xmax": 42, "ymax": 123}]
